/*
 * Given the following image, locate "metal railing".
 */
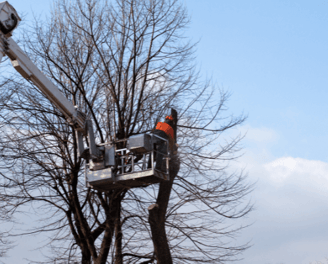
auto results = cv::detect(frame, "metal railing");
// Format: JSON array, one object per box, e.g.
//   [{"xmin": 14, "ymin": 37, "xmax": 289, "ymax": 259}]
[{"xmin": 114, "ymin": 133, "xmax": 170, "ymax": 176}]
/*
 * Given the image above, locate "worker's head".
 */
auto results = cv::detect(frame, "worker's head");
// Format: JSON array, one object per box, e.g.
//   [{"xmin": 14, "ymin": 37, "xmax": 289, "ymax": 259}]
[
  {"xmin": 165, "ymin": 115, "xmax": 173, "ymax": 121},
  {"xmin": 164, "ymin": 115, "xmax": 174, "ymax": 126}
]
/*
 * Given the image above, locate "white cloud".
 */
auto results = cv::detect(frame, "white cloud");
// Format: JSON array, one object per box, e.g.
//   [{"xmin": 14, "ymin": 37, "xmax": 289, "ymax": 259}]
[
  {"xmin": 264, "ymin": 157, "xmax": 328, "ymax": 192},
  {"xmin": 233, "ymin": 132, "xmax": 328, "ymax": 264}
]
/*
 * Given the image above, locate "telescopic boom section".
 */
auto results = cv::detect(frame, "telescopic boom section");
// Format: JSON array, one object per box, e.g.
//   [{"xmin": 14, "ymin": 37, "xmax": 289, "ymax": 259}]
[
  {"xmin": 0, "ymin": 1, "xmax": 105, "ymax": 162},
  {"xmin": 0, "ymin": 1, "xmax": 85, "ymax": 131},
  {"xmin": 5, "ymin": 38, "xmax": 86, "ymax": 130}
]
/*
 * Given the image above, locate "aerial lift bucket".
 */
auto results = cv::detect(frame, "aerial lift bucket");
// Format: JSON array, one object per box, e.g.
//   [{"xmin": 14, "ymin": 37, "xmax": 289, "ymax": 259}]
[{"xmin": 85, "ymin": 133, "xmax": 170, "ymax": 191}]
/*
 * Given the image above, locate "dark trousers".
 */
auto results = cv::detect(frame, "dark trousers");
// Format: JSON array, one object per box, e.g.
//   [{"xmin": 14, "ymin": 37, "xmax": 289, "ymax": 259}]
[{"xmin": 152, "ymin": 130, "xmax": 168, "ymax": 172}]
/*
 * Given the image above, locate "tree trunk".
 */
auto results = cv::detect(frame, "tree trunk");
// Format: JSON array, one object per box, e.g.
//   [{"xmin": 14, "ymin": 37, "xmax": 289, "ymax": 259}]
[
  {"xmin": 148, "ymin": 202, "xmax": 172, "ymax": 264},
  {"xmin": 82, "ymin": 253, "xmax": 92, "ymax": 264},
  {"xmin": 94, "ymin": 191, "xmax": 123, "ymax": 264},
  {"xmin": 148, "ymin": 153, "xmax": 180, "ymax": 264},
  {"xmin": 114, "ymin": 199, "xmax": 123, "ymax": 264}
]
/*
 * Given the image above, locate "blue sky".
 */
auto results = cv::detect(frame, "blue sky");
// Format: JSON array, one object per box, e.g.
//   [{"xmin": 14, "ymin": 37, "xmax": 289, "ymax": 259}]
[
  {"xmin": 3, "ymin": 0, "xmax": 328, "ymax": 263},
  {"xmin": 186, "ymin": 0, "xmax": 328, "ymax": 161},
  {"xmin": 184, "ymin": 1, "xmax": 328, "ymax": 263}
]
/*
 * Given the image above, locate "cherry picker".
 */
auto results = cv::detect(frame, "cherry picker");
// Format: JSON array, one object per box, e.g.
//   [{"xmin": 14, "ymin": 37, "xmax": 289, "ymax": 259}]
[{"xmin": 0, "ymin": 1, "xmax": 175, "ymax": 191}]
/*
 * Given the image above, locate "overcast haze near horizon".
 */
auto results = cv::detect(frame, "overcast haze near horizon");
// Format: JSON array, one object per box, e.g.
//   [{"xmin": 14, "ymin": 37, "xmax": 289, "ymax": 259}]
[{"xmin": 2, "ymin": 0, "xmax": 328, "ymax": 263}]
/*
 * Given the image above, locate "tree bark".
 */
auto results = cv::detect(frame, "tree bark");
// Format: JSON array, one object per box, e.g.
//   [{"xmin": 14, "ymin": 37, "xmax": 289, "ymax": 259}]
[
  {"xmin": 148, "ymin": 153, "xmax": 180, "ymax": 264},
  {"xmin": 82, "ymin": 253, "xmax": 92, "ymax": 264},
  {"xmin": 114, "ymin": 198, "xmax": 123, "ymax": 264}
]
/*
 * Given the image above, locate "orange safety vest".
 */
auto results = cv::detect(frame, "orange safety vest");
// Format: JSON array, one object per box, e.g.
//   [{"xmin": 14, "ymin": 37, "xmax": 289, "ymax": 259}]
[{"xmin": 156, "ymin": 122, "xmax": 174, "ymax": 140}]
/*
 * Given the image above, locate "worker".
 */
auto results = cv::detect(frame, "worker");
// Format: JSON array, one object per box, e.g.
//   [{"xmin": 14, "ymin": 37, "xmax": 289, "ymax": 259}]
[{"xmin": 153, "ymin": 110, "xmax": 177, "ymax": 171}]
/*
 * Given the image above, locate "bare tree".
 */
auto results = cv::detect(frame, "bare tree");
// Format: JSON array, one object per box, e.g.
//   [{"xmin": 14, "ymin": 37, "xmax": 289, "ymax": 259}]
[
  {"xmin": 0, "ymin": 0, "xmax": 252, "ymax": 263},
  {"xmin": 0, "ymin": 201, "xmax": 14, "ymax": 261},
  {"xmin": 0, "ymin": 77, "xmax": 16, "ymax": 262}
]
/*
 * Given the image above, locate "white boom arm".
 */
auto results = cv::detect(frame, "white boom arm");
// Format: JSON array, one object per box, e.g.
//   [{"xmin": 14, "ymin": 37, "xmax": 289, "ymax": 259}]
[
  {"xmin": 5, "ymin": 37, "xmax": 86, "ymax": 130},
  {"xmin": 0, "ymin": 1, "xmax": 103, "ymax": 161},
  {"xmin": 0, "ymin": 1, "xmax": 84, "ymax": 130}
]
